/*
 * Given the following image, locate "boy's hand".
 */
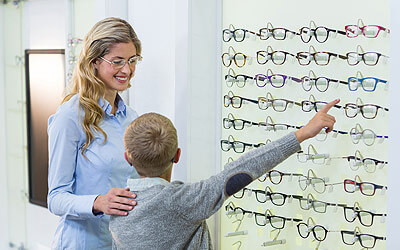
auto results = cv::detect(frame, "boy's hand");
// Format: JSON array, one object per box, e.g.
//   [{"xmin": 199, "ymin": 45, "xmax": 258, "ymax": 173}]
[
  {"xmin": 93, "ymin": 188, "xmax": 137, "ymax": 216},
  {"xmin": 295, "ymin": 99, "xmax": 340, "ymax": 143}
]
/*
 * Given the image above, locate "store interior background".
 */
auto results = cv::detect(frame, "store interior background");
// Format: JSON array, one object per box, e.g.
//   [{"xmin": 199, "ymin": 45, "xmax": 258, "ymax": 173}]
[{"xmin": 0, "ymin": 0, "xmax": 399, "ymax": 249}]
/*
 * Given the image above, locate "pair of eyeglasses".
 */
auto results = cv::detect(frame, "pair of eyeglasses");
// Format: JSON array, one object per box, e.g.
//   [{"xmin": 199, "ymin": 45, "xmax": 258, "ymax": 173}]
[
  {"xmin": 255, "ymin": 71, "xmax": 301, "ymax": 88},
  {"xmin": 100, "ymin": 55, "xmax": 142, "ymax": 70},
  {"xmin": 301, "ymin": 75, "xmax": 347, "ymax": 92},
  {"xmin": 258, "ymin": 94, "xmax": 300, "ymax": 112},
  {"xmin": 254, "ymin": 211, "xmax": 302, "ymax": 229},
  {"xmin": 341, "ymin": 230, "xmax": 386, "ymax": 249},
  {"xmin": 256, "ymin": 47, "xmax": 295, "ymax": 65},
  {"xmin": 299, "ymin": 25, "xmax": 345, "ymax": 43},
  {"xmin": 350, "ymin": 124, "xmax": 388, "ymax": 146},
  {"xmin": 222, "ymin": 28, "xmax": 258, "ymax": 42},
  {"xmin": 258, "ymin": 170, "xmax": 302, "ymax": 184},
  {"xmin": 347, "ymin": 77, "xmax": 387, "ymax": 92},
  {"xmin": 225, "ymin": 204, "xmax": 252, "ymax": 221},
  {"xmin": 220, "ymin": 139, "xmax": 265, "ymax": 153},
  {"xmin": 297, "ymin": 223, "xmax": 334, "ymax": 241},
  {"xmin": 224, "ymin": 72, "xmax": 254, "ymax": 88},
  {"xmin": 222, "ymin": 52, "xmax": 251, "ymax": 67},
  {"xmin": 233, "ymin": 187, "xmax": 302, "ymax": 206},
  {"xmin": 344, "ymin": 179, "xmax": 387, "ymax": 196},
  {"xmin": 223, "ymin": 115, "xmax": 258, "ymax": 130},
  {"xmin": 344, "ymin": 103, "xmax": 388, "ymax": 119},
  {"xmin": 297, "ymin": 51, "xmax": 346, "ymax": 66},
  {"xmin": 259, "ymin": 27, "xmax": 297, "ymax": 40},
  {"xmin": 297, "ymin": 151, "xmax": 330, "ymax": 165},
  {"xmin": 344, "ymin": 154, "xmax": 387, "ymax": 173},
  {"xmin": 314, "ymin": 128, "xmax": 348, "ymax": 142},
  {"xmin": 301, "ymin": 100, "xmax": 342, "ymax": 112},
  {"xmin": 299, "ymin": 196, "xmax": 346, "ymax": 213},
  {"xmin": 224, "ymin": 92, "xmax": 258, "ymax": 109},
  {"xmin": 344, "ymin": 207, "xmax": 386, "ymax": 227},
  {"xmin": 345, "ymin": 25, "xmax": 390, "ymax": 38},
  {"xmin": 346, "ymin": 51, "xmax": 389, "ymax": 66},
  {"xmin": 299, "ymin": 175, "xmax": 330, "ymax": 194}
]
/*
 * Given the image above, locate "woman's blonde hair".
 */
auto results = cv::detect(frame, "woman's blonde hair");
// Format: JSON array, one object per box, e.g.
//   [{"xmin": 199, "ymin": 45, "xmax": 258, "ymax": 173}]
[{"xmin": 63, "ymin": 17, "xmax": 142, "ymax": 156}]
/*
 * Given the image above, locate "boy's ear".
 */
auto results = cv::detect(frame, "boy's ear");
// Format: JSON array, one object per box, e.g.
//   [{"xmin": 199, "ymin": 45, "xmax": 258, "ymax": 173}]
[
  {"xmin": 124, "ymin": 152, "xmax": 132, "ymax": 166},
  {"xmin": 173, "ymin": 148, "xmax": 181, "ymax": 163}
]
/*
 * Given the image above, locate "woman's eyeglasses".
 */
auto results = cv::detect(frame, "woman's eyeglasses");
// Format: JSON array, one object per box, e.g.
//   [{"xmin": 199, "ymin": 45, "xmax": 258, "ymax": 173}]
[
  {"xmin": 341, "ymin": 230, "xmax": 386, "ymax": 249},
  {"xmin": 345, "ymin": 24, "xmax": 390, "ymax": 38},
  {"xmin": 222, "ymin": 28, "xmax": 259, "ymax": 42},
  {"xmin": 258, "ymin": 170, "xmax": 302, "ymax": 184},
  {"xmin": 347, "ymin": 77, "xmax": 388, "ymax": 92},
  {"xmin": 100, "ymin": 55, "xmax": 142, "ymax": 70},
  {"xmin": 344, "ymin": 103, "xmax": 388, "ymax": 119},
  {"xmin": 299, "ymin": 26, "xmax": 346, "ymax": 43},
  {"xmin": 344, "ymin": 179, "xmax": 387, "ymax": 196},
  {"xmin": 344, "ymin": 207, "xmax": 386, "ymax": 227},
  {"xmin": 301, "ymin": 76, "xmax": 347, "ymax": 92}
]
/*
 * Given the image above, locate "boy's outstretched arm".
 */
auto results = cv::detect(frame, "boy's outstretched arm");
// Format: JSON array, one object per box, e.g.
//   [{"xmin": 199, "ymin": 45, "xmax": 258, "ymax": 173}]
[{"xmin": 167, "ymin": 99, "xmax": 340, "ymax": 222}]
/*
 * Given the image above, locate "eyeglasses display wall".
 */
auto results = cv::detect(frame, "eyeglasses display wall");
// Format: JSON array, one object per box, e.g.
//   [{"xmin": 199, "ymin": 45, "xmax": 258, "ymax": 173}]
[{"xmin": 219, "ymin": 0, "xmax": 389, "ymax": 249}]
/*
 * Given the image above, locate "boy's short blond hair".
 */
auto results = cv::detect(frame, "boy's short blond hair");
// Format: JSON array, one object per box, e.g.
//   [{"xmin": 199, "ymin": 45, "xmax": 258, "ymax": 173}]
[{"xmin": 124, "ymin": 113, "xmax": 178, "ymax": 177}]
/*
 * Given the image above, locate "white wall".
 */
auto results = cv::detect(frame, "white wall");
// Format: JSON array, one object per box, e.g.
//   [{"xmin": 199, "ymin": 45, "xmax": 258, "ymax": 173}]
[
  {"xmin": 387, "ymin": 0, "xmax": 400, "ymax": 248},
  {"xmin": 0, "ymin": 4, "xmax": 10, "ymax": 250},
  {"xmin": 22, "ymin": 1, "xmax": 66, "ymax": 249}
]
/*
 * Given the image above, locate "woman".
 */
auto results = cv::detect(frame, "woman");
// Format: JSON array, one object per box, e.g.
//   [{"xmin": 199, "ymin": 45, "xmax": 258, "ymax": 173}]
[{"xmin": 47, "ymin": 17, "xmax": 141, "ymax": 249}]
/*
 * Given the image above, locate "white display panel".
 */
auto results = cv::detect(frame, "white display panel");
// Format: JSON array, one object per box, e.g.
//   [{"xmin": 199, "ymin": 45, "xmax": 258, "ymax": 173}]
[{"xmin": 220, "ymin": 0, "xmax": 389, "ymax": 249}]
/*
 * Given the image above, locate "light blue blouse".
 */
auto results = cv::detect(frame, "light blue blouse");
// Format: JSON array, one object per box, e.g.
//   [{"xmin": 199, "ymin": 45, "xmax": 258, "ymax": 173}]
[{"xmin": 47, "ymin": 94, "xmax": 139, "ymax": 249}]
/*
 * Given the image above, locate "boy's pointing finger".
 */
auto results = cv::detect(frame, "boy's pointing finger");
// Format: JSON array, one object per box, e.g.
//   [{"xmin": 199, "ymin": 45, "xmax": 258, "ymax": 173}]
[{"xmin": 319, "ymin": 99, "xmax": 340, "ymax": 114}]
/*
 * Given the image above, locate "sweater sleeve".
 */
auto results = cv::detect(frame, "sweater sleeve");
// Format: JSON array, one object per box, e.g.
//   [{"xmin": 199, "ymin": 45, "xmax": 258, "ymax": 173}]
[
  {"xmin": 47, "ymin": 108, "xmax": 100, "ymax": 219},
  {"xmin": 166, "ymin": 132, "xmax": 301, "ymax": 223}
]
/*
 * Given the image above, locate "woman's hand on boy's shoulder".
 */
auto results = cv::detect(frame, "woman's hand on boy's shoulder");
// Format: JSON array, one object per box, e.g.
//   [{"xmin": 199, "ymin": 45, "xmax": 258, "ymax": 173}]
[
  {"xmin": 93, "ymin": 188, "xmax": 137, "ymax": 216},
  {"xmin": 295, "ymin": 99, "xmax": 340, "ymax": 143}
]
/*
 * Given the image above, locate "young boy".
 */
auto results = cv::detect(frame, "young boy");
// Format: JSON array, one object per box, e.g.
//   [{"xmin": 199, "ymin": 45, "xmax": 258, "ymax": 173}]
[{"xmin": 109, "ymin": 100, "xmax": 339, "ymax": 249}]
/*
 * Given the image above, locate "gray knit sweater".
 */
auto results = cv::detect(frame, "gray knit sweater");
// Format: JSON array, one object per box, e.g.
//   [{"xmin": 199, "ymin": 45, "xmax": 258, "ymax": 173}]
[{"xmin": 109, "ymin": 132, "xmax": 301, "ymax": 250}]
